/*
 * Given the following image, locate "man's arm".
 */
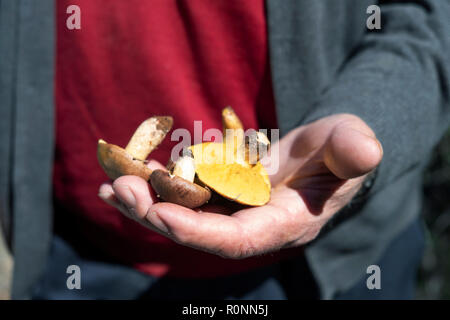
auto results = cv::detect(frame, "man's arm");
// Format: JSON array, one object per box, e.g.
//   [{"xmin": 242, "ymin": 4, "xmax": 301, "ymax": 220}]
[{"xmin": 302, "ymin": 0, "xmax": 450, "ymax": 197}]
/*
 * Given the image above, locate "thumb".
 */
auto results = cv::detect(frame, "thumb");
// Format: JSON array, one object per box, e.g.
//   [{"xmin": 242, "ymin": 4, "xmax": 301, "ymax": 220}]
[{"xmin": 324, "ymin": 123, "xmax": 383, "ymax": 180}]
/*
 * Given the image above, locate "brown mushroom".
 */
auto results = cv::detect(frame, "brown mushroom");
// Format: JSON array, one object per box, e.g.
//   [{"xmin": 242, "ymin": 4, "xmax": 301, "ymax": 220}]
[
  {"xmin": 150, "ymin": 170, "xmax": 211, "ymax": 209},
  {"xmin": 97, "ymin": 140, "xmax": 153, "ymax": 180},
  {"xmin": 97, "ymin": 116, "xmax": 173, "ymax": 181},
  {"xmin": 150, "ymin": 149, "xmax": 211, "ymax": 209}
]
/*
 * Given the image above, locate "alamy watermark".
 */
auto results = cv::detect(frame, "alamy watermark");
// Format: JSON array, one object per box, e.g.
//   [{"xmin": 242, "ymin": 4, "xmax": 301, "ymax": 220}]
[
  {"xmin": 66, "ymin": 265, "xmax": 81, "ymax": 290},
  {"xmin": 66, "ymin": 5, "xmax": 81, "ymax": 30},
  {"xmin": 66, "ymin": 4, "xmax": 382, "ymax": 31},
  {"xmin": 366, "ymin": 5, "xmax": 381, "ymax": 30},
  {"xmin": 366, "ymin": 265, "xmax": 381, "ymax": 290},
  {"xmin": 168, "ymin": 124, "xmax": 280, "ymax": 175}
]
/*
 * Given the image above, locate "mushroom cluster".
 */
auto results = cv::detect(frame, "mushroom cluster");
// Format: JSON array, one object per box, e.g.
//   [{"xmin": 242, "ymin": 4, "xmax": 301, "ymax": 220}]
[{"xmin": 97, "ymin": 107, "xmax": 271, "ymax": 209}]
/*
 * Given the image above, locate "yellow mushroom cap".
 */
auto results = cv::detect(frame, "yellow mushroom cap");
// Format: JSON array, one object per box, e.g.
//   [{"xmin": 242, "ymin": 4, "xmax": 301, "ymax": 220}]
[{"xmin": 189, "ymin": 142, "xmax": 271, "ymax": 206}]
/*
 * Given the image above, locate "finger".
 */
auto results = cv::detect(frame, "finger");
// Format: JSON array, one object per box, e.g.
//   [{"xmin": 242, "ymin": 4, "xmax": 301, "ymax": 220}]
[
  {"xmin": 98, "ymin": 158, "xmax": 164, "ymax": 213},
  {"xmin": 148, "ymin": 202, "xmax": 247, "ymax": 257},
  {"xmin": 112, "ymin": 175, "xmax": 159, "ymax": 220},
  {"xmin": 98, "ymin": 178, "xmax": 167, "ymax": 234},
  {"xmin": 324, "ymin": 122, "xmax": 383, "ymax": 180},
  {"xmin": 98, "ymin": 183, "xmax": 116, "ymax": 205},
  {"xmin": 98, "ymin": 182, "xmax": 137, "ymax": 219},
  {"xmin": 149, "ymin": 191, "xmax": 309, "ymax": 259},
  {"xmin": 146, "ymin": 159, "xmax": 166, "ymax": 171}
]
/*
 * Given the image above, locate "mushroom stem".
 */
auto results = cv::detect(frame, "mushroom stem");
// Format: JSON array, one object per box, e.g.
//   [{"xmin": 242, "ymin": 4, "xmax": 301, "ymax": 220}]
[
  {"xmin": 222, "ymin": 106, "xmax": 243, "ymax": 132},
  {"xmin": 222, "ymin": 106, "xmax": 244, "ymax": 147},
  {"xmin": 125, "ymin": 116, "xmax": 173, "ymax": 160},
  {"xmin": 97, "ymin": 116, "xmax": 172, "ymax": 181},
  {"xmin": 171, "ymin": 149, "xmax": 196, "ymax": 183},
  {"xmin": 222, "ymin": 106, "xmax": 247, "ymax": 165}
]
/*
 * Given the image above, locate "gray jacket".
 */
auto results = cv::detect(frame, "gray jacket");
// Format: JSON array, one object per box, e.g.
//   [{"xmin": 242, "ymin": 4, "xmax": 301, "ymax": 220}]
[{"xmin": 1, "ymin": 0, "xmax": 449, "ymax": 299}]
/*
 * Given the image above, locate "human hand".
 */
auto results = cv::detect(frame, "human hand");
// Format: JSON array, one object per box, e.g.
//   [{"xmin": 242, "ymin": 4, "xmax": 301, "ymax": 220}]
[{"xmin": 98, "ymin": 114, "xmax": 383, "ymax": 259}]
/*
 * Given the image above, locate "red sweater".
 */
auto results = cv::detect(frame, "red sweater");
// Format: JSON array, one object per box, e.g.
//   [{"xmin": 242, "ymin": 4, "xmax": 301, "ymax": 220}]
[{"xmin": 54, "ymin": 0, "xmax": 301, "ymax": 278}]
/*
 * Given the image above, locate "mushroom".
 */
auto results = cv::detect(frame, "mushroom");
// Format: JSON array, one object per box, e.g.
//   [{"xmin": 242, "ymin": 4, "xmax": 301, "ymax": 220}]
[
  {"xmin": 97, "ymin": 116, "xmax": 173, "ymax": 181},
  {"xmin": 150, "ymin": 149, "xmax": 212, "ymax": 209},
  {"xmin": 98, "ymin": 108, "xmax": 271, "ymax": 209},
  {"xmin": 189, "ymin": 107, "xmax": 272, "ymax": 206}
]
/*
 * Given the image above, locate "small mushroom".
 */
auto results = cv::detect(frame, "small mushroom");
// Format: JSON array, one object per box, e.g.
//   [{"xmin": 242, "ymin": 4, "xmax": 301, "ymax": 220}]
[
  {"xmin": 221, "ymin": 107, "xmax": 270, "ymax": 167},
  {"xmin": 150, "ymin": 149, "xmax": 211, "ymax": 208},
  {"xmin": 222, "ymin": 106, "xmax": 246, "ymax": 165},
  {"xmin": 222, "ymin": 106, "xmax": 244, "ymax": 133},
  {"xmin": 97, "ymin": 116, "xmax": 173, "ymax": 181},
  {"xmin": 97, "ymin": 140, "xmax": 153, "ymax": 181}
]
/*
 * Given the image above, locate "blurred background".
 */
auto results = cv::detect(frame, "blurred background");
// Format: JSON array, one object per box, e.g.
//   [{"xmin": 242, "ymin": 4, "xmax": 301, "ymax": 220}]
[
  {"xmin": 417, "ymin": 128, "xmax": 450, "ymax": 299},
  {"xmin": 0, "ymin": 128, "xmax": 449, "ymax": 300},
  {"xmin": 0, "ymin": 229, "xmax": 11, "ymax": 300}
]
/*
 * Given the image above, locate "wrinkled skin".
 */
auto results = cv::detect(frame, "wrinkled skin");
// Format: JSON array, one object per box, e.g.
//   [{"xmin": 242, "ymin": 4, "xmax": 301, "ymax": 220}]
[{"xmin": 98, "ymin": 114, "xmax": 383, "ymax": 259}]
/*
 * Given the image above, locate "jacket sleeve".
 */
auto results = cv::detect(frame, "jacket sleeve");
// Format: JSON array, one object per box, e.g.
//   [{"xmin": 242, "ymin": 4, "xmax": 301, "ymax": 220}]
[{"xmin": 302, "ymin": 0, "xmax": 450, "ymax": 196}]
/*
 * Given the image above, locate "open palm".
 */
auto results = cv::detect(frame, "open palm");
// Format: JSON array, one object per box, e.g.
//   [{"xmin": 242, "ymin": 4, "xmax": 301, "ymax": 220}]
[{"xmin": 99, "ymin": 114, "xmax": 383, "ymax": 259}]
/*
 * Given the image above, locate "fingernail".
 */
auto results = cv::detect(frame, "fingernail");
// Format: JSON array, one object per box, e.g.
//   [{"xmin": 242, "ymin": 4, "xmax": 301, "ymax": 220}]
[
  {"xmin": 114, "ymin": 184, "xmax": 136, "ymax": 208},
  {"xmin": 98, "ymin": 191, "xmax": 116, "ymax": 206},
  {"xmin": 146, "ymin": 210, "xmax": 169, "ymax": 234},
  {"xmin": 98, "ymin": 191, "xmax": 113, "ymax": 199}
]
